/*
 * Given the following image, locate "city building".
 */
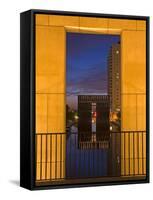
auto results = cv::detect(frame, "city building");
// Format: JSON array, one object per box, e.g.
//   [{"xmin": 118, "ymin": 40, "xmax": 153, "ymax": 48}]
[
  {"xmin": 108, "ymin": 42, "xmax": 121, "ymax": 112},
  {"xmin": 108, "ymin": 42, "xmax": 121, "ymax": 132},
  {"xmin": 78, "ymin": 95, "xmax": 110, "ymax": 146},
  {"xmin": 107, "ymin": 43, "xmax": 121, "ymax": 176}
]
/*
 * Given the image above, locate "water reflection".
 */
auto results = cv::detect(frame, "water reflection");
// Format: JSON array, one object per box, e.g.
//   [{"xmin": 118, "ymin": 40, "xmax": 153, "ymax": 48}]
[{"xmin": 66, "ymin": 129, "xmax": 109, "ymax": 179}]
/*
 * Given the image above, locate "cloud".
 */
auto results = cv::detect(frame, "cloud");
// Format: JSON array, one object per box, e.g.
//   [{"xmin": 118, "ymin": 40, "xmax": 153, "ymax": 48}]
[{"xmin": 67, "ymin": 62, "xmax": 108, "ymax": 95}]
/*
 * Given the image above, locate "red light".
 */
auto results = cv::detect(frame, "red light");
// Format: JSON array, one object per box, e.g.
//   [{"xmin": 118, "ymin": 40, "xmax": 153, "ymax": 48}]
[{"xmin": 93, "ymin": 112, "xmax": 97, "ymax": 117}]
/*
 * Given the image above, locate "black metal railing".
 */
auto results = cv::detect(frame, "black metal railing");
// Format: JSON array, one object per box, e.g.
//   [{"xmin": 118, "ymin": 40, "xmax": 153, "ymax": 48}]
[
  {"xmin": 35, "ymin": 131, "xmax": 146, "ymax": 182},
  {"xmin": 120, "ymin": 131, "xmax": 146, "ymax": 176},
  {"xmin": 36, "ymin": 133, "xmax": 66, "ymax": 181}
]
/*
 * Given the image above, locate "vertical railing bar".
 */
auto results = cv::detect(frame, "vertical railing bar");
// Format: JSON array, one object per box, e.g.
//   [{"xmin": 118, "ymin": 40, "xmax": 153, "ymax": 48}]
[
  {"xmin": 137, "ymin": 132, "xmax": 139, "ymax": 175},
  {"xmin": 35, "ymin": 134, "xmax": 38, "ymax": 180},
  {"xmin": 89, "ymin": 139, "xmax": 91, "ymax": 177},
  {"xmin": 62, "ymin": 134, "xmax": 64, "ymax": 179},
  {"xmin": 88, "ymin": 138, "xmax": 90, "ymax": 177},
  {"xmin": 74, "ymin": 133, "xmax": 76, "ymax": 178},
  {"xmin": 69, "ymin": 132, "xmax": 72, "ymax": 178},
  {"xmin": 133, "ymin": 132, "xmax": 135, "ymax": 175},
  {"xmin": 136, "ymin": 94, "xmax": 138, "ymax": 176},
  {"xmin": 68, "ymin": 132, "xmax": 72, "ymax": 177},
  {"xmin": 55, "ymin": 134, "xmax": 57, "ymax": 179},
  {"xmin": 118, "ymin": 132, "xmax": 120, "ymax": 176},
  {"xmin": 142, "ymin": 131, "xmax": 144, "ymax": 175},
  {"xmin": 98, "ymin": 140, "xmax": 101, "ymax": 176},
  {"xmin": 78, "ymin": 134, "xmax": 81, "ymax": 178},
  {"xmin": 60, "ymin": 134, "xmax": 62, "ymax": 179},
  {"xmin": 75, "ymin": 132, "xmax": 77, "ymax": 178},
  {"xmin": 50, "ymin": 134, "xmax": 52, "ymax": 180},
  {"xmin": 71, "ymin": 134, "xmax": 74, "ymax": 178},
  {"xmin": 46, "ymin": 95, "xmax": 48, "ymax": 180},
  {"xmin": 115, "ymin": 133, "xmax": 117, "ymax": 176},
  {"xmin": 65, "ymin": 133, "xmax": 67, "ymax": 178},
  {"xmin": 92, "ymin": 139, "xmax": 94, "ymax": 178},
  {"xmin": 110, "ymin": 132, "xmax": 112, "ymax": 177},
  {"xmin": 83, "ymin": 137, "xmax": 86, "ymax": 177},
  {"xmin": 88, "ymin": 141, "xmax": 89, "ymax": 177},
  {"xmin": 118, "ymin": 132, "xmax": 121, "ymax": 177},
  {"xmin": 124, "ymin": 132, "xmax": 126, "ymax": 176},
  {"xmin": 40, "ymin": 134, "xmax": 42, "ymax": 180},
  {"xmin": 45, "ymin": 134, "xmax": 47, "ymax": 180},
  {"xmin": 136, "ymin": 94, "xmax": 138, "ymax": 131},
  {"xmin": 63, "ymin": 133, "xmax": 65, "ymax": 179},
  {"xmin": 128, "ymin": 131, "xmax": 130, "ymax": 176},
  {"xmin": 96, "ymin": 137, "xmax": 98, "ymax": 177},
  {"xmin": 89, "ymin": 143, "xmax": 92, "ymax": 177}
]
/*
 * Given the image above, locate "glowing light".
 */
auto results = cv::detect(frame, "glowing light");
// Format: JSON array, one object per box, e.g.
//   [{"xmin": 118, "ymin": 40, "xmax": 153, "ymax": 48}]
[
  {"xmin": 74, "ymin": 115, "xmax": 79, "ymax": 120},
  {"xmin": 93, "ymin": 112, "xmax": 97, "ymax": 117}
]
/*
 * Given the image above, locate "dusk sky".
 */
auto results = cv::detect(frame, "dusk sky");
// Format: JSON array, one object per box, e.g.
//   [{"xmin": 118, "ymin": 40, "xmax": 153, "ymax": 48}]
[{"xmin": 66, "ymin": 33, "xmax": 120, "ymax": 110}]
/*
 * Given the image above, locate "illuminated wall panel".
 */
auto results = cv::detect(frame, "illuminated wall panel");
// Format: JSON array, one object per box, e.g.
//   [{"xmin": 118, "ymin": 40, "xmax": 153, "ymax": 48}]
[
  {"xmin": 49, "ymin": 15, "xmax": 79, "ymax": 26},
  {"xmin": 121, "ymin": 30, "xmax": 146, "ymax": 175},
  {"xmin": 36, "ymin": 26, "xmax": 65, "ymax": 94},
  {"xmin": 121, "ymin": 31, "xmax": 146, "ymax": 94},
  {"xmin": 35, "ymin": 16, "xmax": 66, "ymax": 181}
]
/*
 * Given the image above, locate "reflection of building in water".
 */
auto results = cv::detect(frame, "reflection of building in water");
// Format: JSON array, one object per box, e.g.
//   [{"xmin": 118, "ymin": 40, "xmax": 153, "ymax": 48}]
[
  {"xmin": 78, "ymin": 95, "xmax": 110, "ymax": 149},
  {"xmin": 108, "ymin": 42, "xmax": 121, "ymax": 132}
]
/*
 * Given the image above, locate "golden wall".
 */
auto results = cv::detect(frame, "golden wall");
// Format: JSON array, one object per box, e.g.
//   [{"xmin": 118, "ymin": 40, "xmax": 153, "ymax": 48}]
[
  {"xmin": 121, "ymin": 29, "xmax": 146, "ymax": 175},
  {"xmin": 35, "ymin": 18, "xmax": 66, "ymax": 181},
  {"xmin": 35, "ymin": 14, "xmax": 146, "ymax": 181}
]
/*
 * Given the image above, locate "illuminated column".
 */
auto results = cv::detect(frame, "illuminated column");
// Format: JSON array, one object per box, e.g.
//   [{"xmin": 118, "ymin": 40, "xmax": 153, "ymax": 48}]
[
  {"xmin": 121, "ymin": 28, "xmax": 146, "ymax": 175},
  {"xmin": 35, "ymin": 15, "xmax": 66, "ymax": 181}
]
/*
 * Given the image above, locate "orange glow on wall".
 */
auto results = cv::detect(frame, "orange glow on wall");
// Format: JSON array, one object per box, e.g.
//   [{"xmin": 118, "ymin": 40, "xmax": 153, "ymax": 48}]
[{"xmin": 35, "ymin": 13, "xmax": 146, "ymax": 183}]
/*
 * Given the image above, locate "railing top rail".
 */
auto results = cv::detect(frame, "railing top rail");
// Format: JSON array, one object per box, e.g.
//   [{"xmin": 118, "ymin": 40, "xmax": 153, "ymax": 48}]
[{"xmin": 36, "ymin": 130, "xmax": 146, "ymax": 135}]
